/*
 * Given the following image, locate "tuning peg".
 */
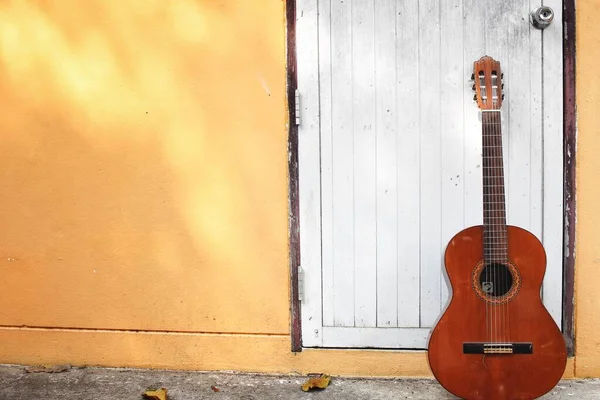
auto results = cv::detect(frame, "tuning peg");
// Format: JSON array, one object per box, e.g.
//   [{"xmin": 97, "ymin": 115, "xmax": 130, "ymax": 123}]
[
  {"xmin": 502, "ymin": 83, "xmax": 505, "ymax": 89},
  {"xmin": 473, "ymin": 94, "xmax": 477, "ymax": 101},
  {"xmin": 501, "ymin": 73, "xmax": 504, "ymax": 79},
  {"xmin": 502, "ymin": 94, "xmax": 505, "ymax": 100},
  {"xmin": 470, "ymin": 73, "xmax": 475, "ymax": 81},
  {"xmin": 472, "ymin": 84, "xmax": 476, "ymax": 91}
]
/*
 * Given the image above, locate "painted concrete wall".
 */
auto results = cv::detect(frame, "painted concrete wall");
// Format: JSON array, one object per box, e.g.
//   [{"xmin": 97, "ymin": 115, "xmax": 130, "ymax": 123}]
[
  {"xmin": 0, "ymin": 0, "xmax": 596, "ymax": 378},
  {"xmin": 574, "ymin": 0, "xmax": 600, "ymax": 378}
]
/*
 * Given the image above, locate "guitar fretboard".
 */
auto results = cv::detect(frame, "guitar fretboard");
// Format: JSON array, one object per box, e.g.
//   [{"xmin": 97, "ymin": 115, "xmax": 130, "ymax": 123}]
[{"xmin": 482, "ymin": 111, "xmax": 507, "ymax": 262}]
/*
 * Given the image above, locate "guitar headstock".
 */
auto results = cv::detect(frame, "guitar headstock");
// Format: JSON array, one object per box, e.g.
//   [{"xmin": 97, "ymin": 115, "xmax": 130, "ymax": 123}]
[{"xmin": 471, "ymin": 56, "xmax": 504, "ymax": 110}]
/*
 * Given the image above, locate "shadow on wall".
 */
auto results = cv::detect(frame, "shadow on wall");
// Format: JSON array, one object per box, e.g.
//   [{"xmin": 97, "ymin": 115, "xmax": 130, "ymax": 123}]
[{"xmin": 0, "ymin": 1, "xmax": 289, "ymax": 335}]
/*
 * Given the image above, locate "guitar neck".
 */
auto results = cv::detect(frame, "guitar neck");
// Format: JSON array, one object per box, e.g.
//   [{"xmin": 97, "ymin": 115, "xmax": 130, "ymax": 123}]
[{"xmin": 482, "ymin": 110, "xmax": 507, "ymax": 262}]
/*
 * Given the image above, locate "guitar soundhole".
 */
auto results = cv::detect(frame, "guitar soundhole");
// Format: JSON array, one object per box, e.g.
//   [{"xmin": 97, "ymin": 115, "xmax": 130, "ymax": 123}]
[
  {"xmin": 479, "ymin": 263, "xmax": 513, "ymax": 297},
  {"xmin": 472, "ymin": 260, "xmax": 521, "ymax": 304}
]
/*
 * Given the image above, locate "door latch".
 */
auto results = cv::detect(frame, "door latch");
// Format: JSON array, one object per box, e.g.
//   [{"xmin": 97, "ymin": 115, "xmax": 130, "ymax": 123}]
[{"xmin": 530, "ymin": 6, "xmax": 554, "ymax": 30}]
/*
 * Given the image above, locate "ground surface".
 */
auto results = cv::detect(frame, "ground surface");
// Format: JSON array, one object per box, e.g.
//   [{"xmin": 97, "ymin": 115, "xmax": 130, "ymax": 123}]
[{"xmin": 0, "ymin": 364, "xmax": 599, "ymax": 399}]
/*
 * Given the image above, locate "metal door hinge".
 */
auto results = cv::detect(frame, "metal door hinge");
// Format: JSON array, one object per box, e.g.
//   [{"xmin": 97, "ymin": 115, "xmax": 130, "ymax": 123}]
[
  {"xmin": 294, "ymin": 89, "xmax": 300, "ymax": 126},
  {"xmin": 297, "ymin": 265, "xmax": 304, "ymax": 301}
]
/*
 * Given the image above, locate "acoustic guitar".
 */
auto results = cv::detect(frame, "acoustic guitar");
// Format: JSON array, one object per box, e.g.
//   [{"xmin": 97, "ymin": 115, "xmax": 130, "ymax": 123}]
[{"xmin": 427, "ymin": 56, "xmax": 567, "ymax": 399}]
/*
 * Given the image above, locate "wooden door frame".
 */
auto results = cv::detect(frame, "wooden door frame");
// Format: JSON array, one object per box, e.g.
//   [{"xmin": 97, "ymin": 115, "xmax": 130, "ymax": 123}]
[{"xmin": 286, "ymin": 0, "xmax": 577, "ymax": 356}]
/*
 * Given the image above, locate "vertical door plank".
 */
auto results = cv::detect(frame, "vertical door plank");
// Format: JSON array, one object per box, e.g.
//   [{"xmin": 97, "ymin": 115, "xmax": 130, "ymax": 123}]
[
  {"xmin": 528, "ymin": 2, "xmax": 544, "ymax": 243},
  {"xmin": 396, "ymin": 0, "xmax": 420, "ymax": 328},
  {"xmin": 484, "ymin": 0, "xmax": 510, "ymax": 223},
  {"xmin": 330, "ymin": 0, "xmax": 355, "ymax": 327},
  {"xmin": 462, "ymin": 0, "xmax": 485, "ymax": 230},
  {"xmin": 352, "ymin": 0, "xmax": 377, "ymax": 328},
  {"xmin": 541, "ymin": 0, "xmax": 564, "ymax": 326},
  {"xmin": 440, "ymin": 0, "xmax": 465, "ymax": 308},
  {"xmin": 418, "ymin": 0, "xmax": 443, "ymax": 328},
  {"xmin": 297, "ymin": 0, "xmax": 323, "ymax": 346},
  {"xmin": 319, "ymin": 0, "xmax": 335, "ymax": 328},
  {"xmin": 505, "ymin": 1, "xmax": 534, "ymax": 232},
  {"xmin": 375, "ymin": 0, "xmax": 399, "ymax": 327}
]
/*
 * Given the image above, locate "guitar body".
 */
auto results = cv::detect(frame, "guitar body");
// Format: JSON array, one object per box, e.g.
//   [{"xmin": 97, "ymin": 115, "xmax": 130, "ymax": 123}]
[{"xmin": 428, "ymin": 225, "xmax": 567, "ymax": 400}]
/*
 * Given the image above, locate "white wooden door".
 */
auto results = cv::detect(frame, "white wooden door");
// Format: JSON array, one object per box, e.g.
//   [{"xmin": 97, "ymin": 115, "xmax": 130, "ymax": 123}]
[{"xmin": 297, "ymin": 0, "xmax": 563, "ymax": 348}]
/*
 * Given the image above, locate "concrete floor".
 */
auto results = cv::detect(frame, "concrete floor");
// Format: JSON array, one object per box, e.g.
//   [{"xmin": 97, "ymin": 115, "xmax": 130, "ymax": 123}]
[{"xmin": 0, "ymin": 364, "xmax": 599, "ymax": 399}]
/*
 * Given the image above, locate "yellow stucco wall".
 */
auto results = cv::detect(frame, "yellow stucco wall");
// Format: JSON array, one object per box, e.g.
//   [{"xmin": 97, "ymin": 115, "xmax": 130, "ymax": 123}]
[
  {"xmin": 0, "ymin": 0, "xmax": 596, "ymax": 378},
  {"xmin": 574, "ymin": 0, "xmax": 600, "ymax": 378}
]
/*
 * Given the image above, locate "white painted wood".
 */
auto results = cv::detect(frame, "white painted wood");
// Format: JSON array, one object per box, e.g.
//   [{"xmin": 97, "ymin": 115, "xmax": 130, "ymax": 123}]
[
  {"xmin": 529, "ymin": 4, "xmax": 544, "ymax": 244},
  {"xmin": 298, "ymin": 0, "xmax": 564, "ymax": 348},
  {"xmin": 318, "ymin": 0, "xmax": 334, "ymax": 329},
  {"xmin": 541, "ymin": 0, "xmax": 564, "ymax": 327},
  {"xmin": 296, "ymin": 0, "xmax": 323, "ymax": 347},
  {"xmin": 463, "ymin": 0, "xmax": 485, "ymax": 228},
  {"xmin": 506, "ymin": 0, "xmax": 536, "ymax": 233},
  {"xmin": 328, "ymin": 0, "xmax": 355, "ymax": 327},
  {"xmin": 321, "ymin": 327, "xmax": 430, "ymax": 349},
  {"xmin": 375, "ymin": 0, "xmax": 399, "ymax": 328},
  {"xmin": 418, "ymin": 0, "xmax": 443, "ymax": 328},
  {"xmin": 395, "ymin": 0, "xmax": 421, "ymax": 328},
  {"xmin": 439, "ymin": 0, "xmax": 465, "ymax": 310},
  {"xmin": 352, "ymin": 0, "xmax": 377, "ymax": 328}
]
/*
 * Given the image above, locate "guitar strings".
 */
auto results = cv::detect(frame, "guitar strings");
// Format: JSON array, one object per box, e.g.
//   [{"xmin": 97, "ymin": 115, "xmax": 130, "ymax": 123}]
[{"xmin": 483, "ymin": 107, "xmax": 507, "ymax": 345}]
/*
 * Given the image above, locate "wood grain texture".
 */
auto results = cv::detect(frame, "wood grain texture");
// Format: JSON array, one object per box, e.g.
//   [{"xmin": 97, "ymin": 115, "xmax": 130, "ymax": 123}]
[
  {"xmin": 296, "ymin": 0, "xmax": 324, "ymax": 347},
  {"xmin": 395, "ymin": 0, "xmax": 421, "ymax": 329},
  {"xmin": 428, "ymin": 225, "xmax": 567, "ymax": 399},
  {"xmin": 562, "ymin": 0, "xmax": 576, "ymax": 357},
  {"xmin": 286, "ymin": 0, "xmax": 302, "ymax": 352}
]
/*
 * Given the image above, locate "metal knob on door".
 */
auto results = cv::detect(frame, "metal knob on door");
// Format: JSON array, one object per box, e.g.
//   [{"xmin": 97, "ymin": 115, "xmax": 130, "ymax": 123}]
[{"xmin": 530, "ymin": 6, "xmax": 554, "ymax": 29}]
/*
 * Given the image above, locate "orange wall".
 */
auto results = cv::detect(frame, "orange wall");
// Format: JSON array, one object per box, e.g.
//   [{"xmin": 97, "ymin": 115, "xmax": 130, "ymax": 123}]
[
  {"xmin": 0, "ymin": 0, "xmax": 289, "ymax": 334},
  {"xmin": 574, "ymin": 0, "xmax": 600, "ymax": 377},
  {"xmin": 0, "ymin": 0, "xmax": 597, "ymax": 378}
]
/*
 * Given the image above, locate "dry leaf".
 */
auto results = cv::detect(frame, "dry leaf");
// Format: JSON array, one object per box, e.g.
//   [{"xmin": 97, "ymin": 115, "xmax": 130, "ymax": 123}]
[
  {"xmin": 143, "ymin": 388, "xmax": 168, "ymax": 400},
  {"xmin": 211, "ymin": 385, "xmax": 220, "ymax": 392},
  {"xmin": 24, "ymin": 364, "xmax": 71, "ymax": 373},
  {"xmin": 301, "ymin": 374, "xmax": 331, "ymax": 392}
]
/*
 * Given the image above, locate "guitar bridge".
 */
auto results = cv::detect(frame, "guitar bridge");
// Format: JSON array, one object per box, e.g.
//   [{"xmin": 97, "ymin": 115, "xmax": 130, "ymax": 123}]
[{"xmin": 463, "ymin": 342, "xmax": 533, "ymax": 355}]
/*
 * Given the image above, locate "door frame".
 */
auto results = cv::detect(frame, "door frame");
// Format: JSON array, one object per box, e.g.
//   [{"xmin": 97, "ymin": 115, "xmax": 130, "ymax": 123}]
[{"xmin": 286, "ymin": 0, "xmax": 577, "ymax": 356}]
